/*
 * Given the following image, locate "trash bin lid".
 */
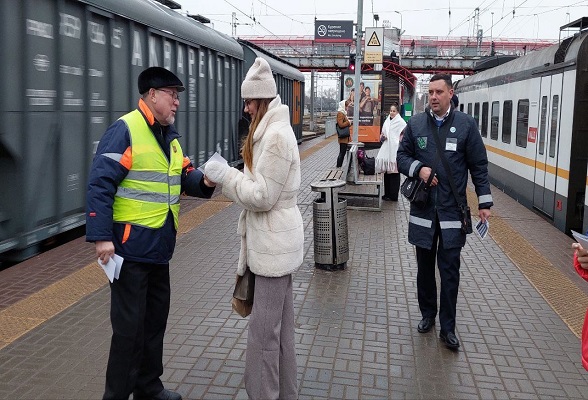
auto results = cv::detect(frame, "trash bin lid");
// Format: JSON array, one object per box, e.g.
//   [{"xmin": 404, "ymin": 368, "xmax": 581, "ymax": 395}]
[{"xmin": 310, "ymin": 179, "xmax": 346, "ymax": 191}]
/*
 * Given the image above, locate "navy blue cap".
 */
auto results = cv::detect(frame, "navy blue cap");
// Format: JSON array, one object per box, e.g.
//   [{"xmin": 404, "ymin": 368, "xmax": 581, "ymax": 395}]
[{"xmin": 138, "ymin": 67, "xmax": 184, "ymax": 94}]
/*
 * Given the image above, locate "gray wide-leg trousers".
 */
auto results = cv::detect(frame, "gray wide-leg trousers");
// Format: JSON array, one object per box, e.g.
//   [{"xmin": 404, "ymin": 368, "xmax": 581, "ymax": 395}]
[{"xmin": 245, "ymin": 274, "xmax": 298, "ymax": 400}]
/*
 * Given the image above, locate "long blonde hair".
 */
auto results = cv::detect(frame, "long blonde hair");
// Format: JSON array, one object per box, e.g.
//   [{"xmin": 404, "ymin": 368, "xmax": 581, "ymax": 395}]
[{"xmin": 241, "ymin": 98, "xmax": 272, "ymax": 170}]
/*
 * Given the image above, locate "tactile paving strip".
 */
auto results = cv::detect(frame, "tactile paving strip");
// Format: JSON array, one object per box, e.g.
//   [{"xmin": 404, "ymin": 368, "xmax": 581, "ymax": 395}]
[{"xmin": 466, "ymin": 189, "xmax": 588, "ymax": 337}]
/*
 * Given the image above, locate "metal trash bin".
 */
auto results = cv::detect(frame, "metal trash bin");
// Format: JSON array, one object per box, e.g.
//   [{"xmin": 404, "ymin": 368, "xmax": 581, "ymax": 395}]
[{"xmin": 311, "ymin": 179, "xmax": 349, "ymax": 270}]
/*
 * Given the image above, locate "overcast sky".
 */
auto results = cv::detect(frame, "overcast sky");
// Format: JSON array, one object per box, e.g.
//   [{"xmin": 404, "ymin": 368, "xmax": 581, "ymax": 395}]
[{"xmin": 175, "ymin": 0, "xmax": 587, "ymax": 40}]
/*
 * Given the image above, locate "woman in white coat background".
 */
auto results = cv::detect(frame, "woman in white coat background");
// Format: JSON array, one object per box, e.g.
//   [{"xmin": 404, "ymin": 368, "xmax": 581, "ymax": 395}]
[
  {"xmin": 375, "ymin": 103, "xmax": 407, "ymax": 201},
  {"xmin": 204, "ymin": 57, "xmax": 303, "ymax": 400}
]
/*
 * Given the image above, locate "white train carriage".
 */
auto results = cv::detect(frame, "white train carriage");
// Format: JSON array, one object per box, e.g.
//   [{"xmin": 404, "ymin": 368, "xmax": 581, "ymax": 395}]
[{"xmin": 455, "ymin": 18, "xmax": 588, "ymax": 234}]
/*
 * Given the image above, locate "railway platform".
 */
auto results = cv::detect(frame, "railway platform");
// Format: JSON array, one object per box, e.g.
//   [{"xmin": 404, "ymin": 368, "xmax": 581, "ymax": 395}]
[{"xmin": 1, "ymin": 135, "xmax": 588, "ymax": 399}]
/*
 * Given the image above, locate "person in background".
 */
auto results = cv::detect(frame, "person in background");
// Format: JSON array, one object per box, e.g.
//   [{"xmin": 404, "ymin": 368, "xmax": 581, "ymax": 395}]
[
  {"xmin": 336, "ymin": 99, "xmax": 352, "ymax": 168},
  {"xmin": 204, "ymin": 57, "xmax": 303, "ymax": 400},
  {"xmin": 571, "ymin": 241, "xmax": 588, "ymax": 371},
  {"xmin": 376, "ymin": 103, "xmax": 406, "ymax": 201},
  {"xmin": 86, "ymin": 66, "xmax": 215, "ymax": 400},
  {"xmin": 451, "ymin": 94, "xmax": 459, "ymax": 109},
  {"xmin": 397, "ymin": 73, "xmax": 493, "ymax": 350}
]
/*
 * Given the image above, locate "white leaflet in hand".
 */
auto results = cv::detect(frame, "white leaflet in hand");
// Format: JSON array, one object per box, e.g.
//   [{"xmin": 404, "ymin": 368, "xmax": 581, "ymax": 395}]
[
  {"xmin": 97, "ymin": 254, "xmax": 124, "ymax": 282},
  {"xmin": 112, "ymin": 254, "xmax": 124, "ymax": 279},
  {"xmin": 198, "ymin": 152, "xmax": 228, "ymax": 172},
  {"xmin": 98, "ymin": 257, "xmax": 116, "ymax": 283},
  {"xmin": 572, "ymin": 230, "xmax": 588, "ymax": 249},
  {"xmin": 475, "ymin": 219, "xmax": 489, "ymax": 239}
]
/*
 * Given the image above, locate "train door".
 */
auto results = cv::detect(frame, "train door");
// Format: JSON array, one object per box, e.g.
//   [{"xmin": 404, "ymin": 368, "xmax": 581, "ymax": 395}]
[{"xmin": 533, "ymin": 75, "xmax": 562, "ymax": 217}]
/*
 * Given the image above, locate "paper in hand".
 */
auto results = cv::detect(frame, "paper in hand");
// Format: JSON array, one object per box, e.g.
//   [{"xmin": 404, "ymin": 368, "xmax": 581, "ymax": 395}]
[
  {"xmin": 475, "ymin": 219, "xmax": 489, "ymax": 239},
  {"xmin": 572, "ymin": 230, "xmax": 588, "ymax": 249},
  {"xmin": 198, "ymin": 152, "xmax": 228, "ymax": 172},
  {"xmin": 97, "ymin": 254, "xmax": 124, "ymax": 283}
]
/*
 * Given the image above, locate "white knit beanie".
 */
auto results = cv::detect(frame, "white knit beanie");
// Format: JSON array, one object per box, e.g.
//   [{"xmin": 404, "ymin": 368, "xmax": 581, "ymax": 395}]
[{"xmin": 241, "ymin": 57, "xmax": 277, "ymax": 99}]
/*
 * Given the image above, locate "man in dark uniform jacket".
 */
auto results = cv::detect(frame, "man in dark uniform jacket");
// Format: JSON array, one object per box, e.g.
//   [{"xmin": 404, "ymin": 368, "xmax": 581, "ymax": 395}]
[
  {"xmin": 397, "ymin": 73, "xmax": 493, "ymax": 350},
  {"xmin": 86, "ymin": 67, "xmax": 215, "ymax": 399}
]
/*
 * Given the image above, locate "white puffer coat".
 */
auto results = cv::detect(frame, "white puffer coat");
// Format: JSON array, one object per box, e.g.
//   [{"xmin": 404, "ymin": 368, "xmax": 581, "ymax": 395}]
[{"xmin": 220, "ymin": 96, "xmax": 304, "ymax": 277}]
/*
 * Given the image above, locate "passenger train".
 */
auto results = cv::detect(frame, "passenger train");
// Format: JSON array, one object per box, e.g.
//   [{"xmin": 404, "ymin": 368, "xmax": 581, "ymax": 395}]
[
  {"xmin": 0, "ymin": 0, "xmax": 305, "ymax": 261},
  {"xmin": 454, "ymin": 18, "xmax": 588, "ymax": 235}
]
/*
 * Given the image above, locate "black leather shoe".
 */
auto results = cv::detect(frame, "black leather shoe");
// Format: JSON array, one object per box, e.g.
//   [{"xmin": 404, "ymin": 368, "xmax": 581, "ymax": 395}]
[
  {"xmin": 440, "ymin": 331, "xmax": 460, "ymax": 349},
  {"xmin": 417, "ymin": 317, "xmax": 435, "ymax": 333},
  {"xmin": 134, "ymin": 389, "xmax": 182, "ymax": 400}
]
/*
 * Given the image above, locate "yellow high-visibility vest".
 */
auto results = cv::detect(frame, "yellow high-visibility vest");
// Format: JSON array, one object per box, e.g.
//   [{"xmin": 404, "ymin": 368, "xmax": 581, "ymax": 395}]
[{"xmin": 113, "ymin": 110, "xmax": 183, "ymax": 229}]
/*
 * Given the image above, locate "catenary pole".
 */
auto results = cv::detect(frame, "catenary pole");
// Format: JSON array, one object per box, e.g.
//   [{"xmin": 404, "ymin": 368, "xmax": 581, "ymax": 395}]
[{"xmin": 352, "ymin": 0, "xmax": 363, "ymax": 143}]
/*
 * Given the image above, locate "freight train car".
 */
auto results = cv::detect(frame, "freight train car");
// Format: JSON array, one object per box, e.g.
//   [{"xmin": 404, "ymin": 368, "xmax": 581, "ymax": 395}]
[
  {"xmin": 454, "ymin": 18, "xmax": 588, "ymax": 234},
  {"xmin": 0, "ymin": 0, "xmax": 304, "ymax": 261}
]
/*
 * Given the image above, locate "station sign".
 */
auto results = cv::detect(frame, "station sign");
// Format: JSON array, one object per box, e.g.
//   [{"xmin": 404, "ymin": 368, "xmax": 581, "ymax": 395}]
[
  {"xmin": 364, "ymin": 27, "xmax": 384, "ymax": 63},
  {"xmin": 314, "ymin": 20, "xmax": 354, "ymax": 43}
]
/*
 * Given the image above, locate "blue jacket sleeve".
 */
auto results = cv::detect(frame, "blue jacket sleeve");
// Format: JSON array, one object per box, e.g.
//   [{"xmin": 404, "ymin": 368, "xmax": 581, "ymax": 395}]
[
  {"xmin": 181, "ymin": 165, "xmax": 215, "ymax": 198},
  {"xmin": 85, "ymin": 121, "xmax": 131, "ymax": 242}
]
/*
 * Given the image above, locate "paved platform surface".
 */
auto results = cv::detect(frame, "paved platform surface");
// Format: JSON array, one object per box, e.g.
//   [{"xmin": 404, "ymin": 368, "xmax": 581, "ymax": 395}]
[{"xmin": 1, "ymin": 135, "xmax": 588, "ymax": 399}]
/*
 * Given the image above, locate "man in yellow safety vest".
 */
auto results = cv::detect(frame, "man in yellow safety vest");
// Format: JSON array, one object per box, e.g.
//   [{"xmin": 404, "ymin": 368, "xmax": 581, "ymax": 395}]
[{"xmin": 86, "ymin": 67, "xmax": 215, "ymax": 400}]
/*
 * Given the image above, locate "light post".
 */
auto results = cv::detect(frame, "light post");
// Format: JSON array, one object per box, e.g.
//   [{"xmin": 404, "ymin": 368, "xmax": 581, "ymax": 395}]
[
  {"xmin": 491, "ymin": 12, "xmax": 494, "ymax": 43},
  {"xmin": 394, "ymin": 11, "xmax": 403, "ymax": 59}
]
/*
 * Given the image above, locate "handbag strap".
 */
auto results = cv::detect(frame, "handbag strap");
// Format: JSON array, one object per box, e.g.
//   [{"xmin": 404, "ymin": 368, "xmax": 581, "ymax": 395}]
[{"xmin": 429, "ymin": 115, "xmax": 466, "ymax": 207}]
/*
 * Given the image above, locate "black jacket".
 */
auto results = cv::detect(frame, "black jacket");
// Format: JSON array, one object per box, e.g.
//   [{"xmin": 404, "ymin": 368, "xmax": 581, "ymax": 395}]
[{"xmin": 397, "ymin": 107, "xmax": 493, "ymax": 249}]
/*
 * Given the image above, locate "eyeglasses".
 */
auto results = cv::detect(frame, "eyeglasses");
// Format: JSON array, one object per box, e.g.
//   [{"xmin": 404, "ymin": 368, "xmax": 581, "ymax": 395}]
[{"xmin": 156, "ymin": 88, "xmax": 179, "ymax": 101}]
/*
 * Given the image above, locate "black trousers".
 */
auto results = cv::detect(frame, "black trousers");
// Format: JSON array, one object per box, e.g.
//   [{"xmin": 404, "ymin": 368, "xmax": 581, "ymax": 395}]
[
  {"xmin": 103, "ymin": 260, "xmax": 170, "ymax": 400},
  {"xmin": 383, "ymin": 173, "xmax": 400, "ymax": 200},
  {"xmin": 336, "ymin": 143, "xmax": 348, "ymax": 168},
  {"xmin": 415, "ymin": 220, "xmax": 461, "ymax": 334}
]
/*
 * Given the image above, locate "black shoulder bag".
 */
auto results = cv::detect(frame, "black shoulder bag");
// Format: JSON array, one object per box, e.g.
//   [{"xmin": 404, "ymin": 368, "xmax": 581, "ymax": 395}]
[{"xmin": 430, "ymin": 130, "xmax": 473, "ymax": 234}]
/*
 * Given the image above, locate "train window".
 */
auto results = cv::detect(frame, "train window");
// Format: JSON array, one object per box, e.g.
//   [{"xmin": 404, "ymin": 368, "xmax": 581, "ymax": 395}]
[
  {"xmin": 459, "ymin": 104, "xmax": 464, "ymax": 112},
  {"xmin": 538, "ymin": 96, "xmax": 547, "ymax": 155},
  {"xmin": 515, "ymin": 99, "xmax": 529, "ymax": 148},
  {"xmin": 467, "ymin": 103, "xmax": 472, "ymax": 116},
  {"xmin": 481, "ymin": 102, "xmax": 489, "ymax": 137},
  {"xmin": 491, "ymin": 101, "xmax": 499, "ymax": 140},
  {"xmin": 549, "ymin": 95, "xmax": 559, "ymax": 158},
  {"xmin": 502, "ymin": 100, "xmax": 512, "ymax": 144},
  {"xmin": 474, "ymin": 103, "xmax": 480, "ymax": 129}
]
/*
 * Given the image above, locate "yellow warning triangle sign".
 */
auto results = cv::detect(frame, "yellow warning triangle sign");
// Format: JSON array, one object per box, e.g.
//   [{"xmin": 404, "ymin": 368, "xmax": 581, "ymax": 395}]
[{"xmin": 367, "ymin": 31, "xmax": 381, "ymax": 46}]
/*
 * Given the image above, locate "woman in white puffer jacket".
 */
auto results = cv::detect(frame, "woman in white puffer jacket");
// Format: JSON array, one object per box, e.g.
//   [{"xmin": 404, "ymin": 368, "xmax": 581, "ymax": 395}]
[{"xmin": 204, "ymin": 57, "xmax": 303, "ymax": 400}]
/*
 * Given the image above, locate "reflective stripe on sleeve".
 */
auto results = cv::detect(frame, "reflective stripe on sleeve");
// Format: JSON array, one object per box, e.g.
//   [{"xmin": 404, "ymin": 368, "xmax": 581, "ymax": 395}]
[
  {"xmin": 478, "ymin": 194, "xmax": 493, "ymax": 204},
  {"xmin": 103, "ymin": 152, "xmax": 123, "ymax": 162},
  {"xmin": 409, "ymin": 160, "xmax": 420, "ymax": 177}
]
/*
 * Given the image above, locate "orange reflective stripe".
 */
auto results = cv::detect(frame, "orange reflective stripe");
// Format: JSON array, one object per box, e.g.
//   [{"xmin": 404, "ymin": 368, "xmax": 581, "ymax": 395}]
[
  {"xmin": 182, "ymin": 156, "xmax": 191, "ymax": 168},
  {"xmin": 119, "ymin": 147, "xmax": 132, "ymax": 170},
  {"xmin": 138, "ymin": 98, "xmax": 155, "ymax": 125},
  {"xmin": 122, "ymin": 223, "xmax": 131, "ymax": 244}
]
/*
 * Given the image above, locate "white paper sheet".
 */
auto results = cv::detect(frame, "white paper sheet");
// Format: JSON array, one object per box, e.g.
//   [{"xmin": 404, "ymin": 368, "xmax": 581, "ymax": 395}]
[
  {"xmin": 97, "ymin": 254, "xmax": 124, "ymax": 283},
  {"xmin": 198, "ymin": 151, "xmax": 228, "ymax": 172}
]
